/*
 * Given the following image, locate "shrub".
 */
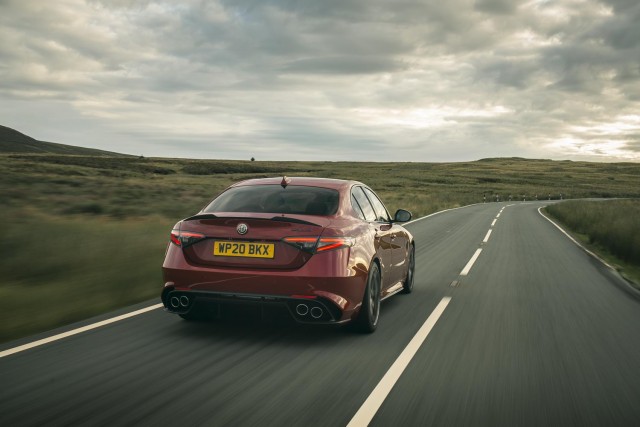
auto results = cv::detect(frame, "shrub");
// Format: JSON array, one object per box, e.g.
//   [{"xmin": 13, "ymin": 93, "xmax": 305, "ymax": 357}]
[{"xmin": 545, "ymin": 200, "xmax": 640, "ymax": 265}]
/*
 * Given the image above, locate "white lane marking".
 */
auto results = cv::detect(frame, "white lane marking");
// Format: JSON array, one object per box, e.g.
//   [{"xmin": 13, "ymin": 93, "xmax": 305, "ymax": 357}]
[
  {"xmin": 347, "ymin": 297, "xmax": 452, "ymax": 427},
  {"xmin": 405, "ymin": 203, "xmax": 482, "ymax": 225},
  {"xmin": 460, "ymin": 248, "xmax": 483, "ymax": 276},
  {"xmin": 537, "ymin": 208, "xmax": 617, "ymax": 271},
  {"xmin": 483, "ymin": 230, "xmax": 492, "ymax": 243},
  {"xmin": 0, "ymin": 303, "xmax": 163, "ymax": 358},
  {"xmin": 538, "ymin": 207, "xmax": 640, "ymax": 299},
  {"xmin": 491, "ymin": 219, "xmax": 497, "ymax": 227},
  {"xmin": 496, "ymin": 213, "xmax": 501, "ymax": 218}
]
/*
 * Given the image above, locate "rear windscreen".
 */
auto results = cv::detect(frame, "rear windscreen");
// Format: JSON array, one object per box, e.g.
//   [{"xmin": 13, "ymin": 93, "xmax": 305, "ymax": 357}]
[{"xmin": 204, "ymin": 185, "xmax": 340, "ymax": 216}]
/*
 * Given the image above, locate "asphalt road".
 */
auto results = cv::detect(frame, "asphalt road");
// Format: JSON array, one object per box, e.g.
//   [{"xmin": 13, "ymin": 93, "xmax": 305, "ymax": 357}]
[{"xmin": 2, "ymin": 202, "xmax": 640, "ymax": 426}]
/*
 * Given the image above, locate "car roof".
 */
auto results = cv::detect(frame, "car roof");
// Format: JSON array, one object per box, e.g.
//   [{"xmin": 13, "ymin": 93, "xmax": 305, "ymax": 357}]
[{"xmin": 230, "ymin": 176, "xmax": 364, "ymax": 191}]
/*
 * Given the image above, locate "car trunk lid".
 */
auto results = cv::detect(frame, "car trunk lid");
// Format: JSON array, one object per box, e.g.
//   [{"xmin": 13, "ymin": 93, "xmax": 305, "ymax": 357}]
[{"xmin": 179, "ymin": 213, "xmax": 330, "ymax": 270}]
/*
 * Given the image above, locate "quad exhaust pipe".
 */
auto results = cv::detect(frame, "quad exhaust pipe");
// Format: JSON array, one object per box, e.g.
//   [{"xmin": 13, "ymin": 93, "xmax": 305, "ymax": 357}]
[
  {"xmin": 295, "ymin": 304, "xmax": 309, "ymax": 316},
  {"xmin": 295, "ymin": 303, "xmax": 324, "ymax": 319},
  {"xmin": 169, "ymin": 293, "xmax": 326, "ymax": 320},
  {"xmin": 169, "ymin": 294, "xmax": 190, "ymax": 309},
  {"xmin": 310, "ymin": 307, "xmax": 323, "ymax": 319}
]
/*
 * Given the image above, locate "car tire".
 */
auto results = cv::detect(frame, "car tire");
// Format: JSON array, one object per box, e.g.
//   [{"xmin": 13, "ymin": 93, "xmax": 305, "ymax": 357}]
[
  {"xmin": 354, "ymin": 262, "xmax": 381, "ymax": 333},
  {"xmin": 402, "ymin": 244, "xmax": 415, "ymax": 294}
]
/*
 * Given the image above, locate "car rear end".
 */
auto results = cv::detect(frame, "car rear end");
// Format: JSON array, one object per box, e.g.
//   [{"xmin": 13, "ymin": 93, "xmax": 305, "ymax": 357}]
[{"xmin": 161, "ymin": 178, "xmax": 368, "ymax": 324}]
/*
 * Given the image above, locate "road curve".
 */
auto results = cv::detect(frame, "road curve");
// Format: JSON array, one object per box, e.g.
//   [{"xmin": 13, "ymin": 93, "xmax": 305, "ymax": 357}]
[{"xmin": 1, "ymin": 202, "xmax": 639, "ymax": 426}]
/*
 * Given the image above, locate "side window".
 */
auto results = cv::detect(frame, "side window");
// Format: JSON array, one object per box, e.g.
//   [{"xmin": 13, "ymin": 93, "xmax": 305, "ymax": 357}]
[
  {"xmin": 351, "ymin": 187, "xmax": 377, "ymax": 221},
  {"xmin": 351, "ymin": 193, "xmax": 366, "ymax": 220},
  {"xmin": 363, "ymin": 188, "xmax": 391, "ymax": 222}
]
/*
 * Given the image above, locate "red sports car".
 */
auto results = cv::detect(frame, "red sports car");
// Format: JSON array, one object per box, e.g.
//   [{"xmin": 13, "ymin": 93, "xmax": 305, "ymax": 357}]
[{"xmin": 161, "ymin": 177, "xmax": 414, "ymax": 332}]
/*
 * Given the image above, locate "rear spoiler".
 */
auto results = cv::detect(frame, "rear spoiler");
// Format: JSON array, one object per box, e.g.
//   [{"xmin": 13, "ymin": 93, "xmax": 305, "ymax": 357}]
[
  {"xmin": 183, "ymin": 213, "xmax": 321, "ymax": 227},
  {"xmin": 183, "ymin": 213, "xmax": 218, "ymax": 221},
  {"xmin": 270, "ymin": 216, "xmax": 320, "ymax": 226}
]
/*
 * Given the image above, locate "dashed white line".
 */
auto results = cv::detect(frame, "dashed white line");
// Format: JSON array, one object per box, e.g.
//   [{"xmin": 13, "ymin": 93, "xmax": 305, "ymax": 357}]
[
  {"xmin": 350, "ymin": 201, "xmax": 496, "ymax": 426},
  {"xmin": 460, "ymin": 248, "xmax": 483, "ymax": 276},
  {"xmin": 0, "ymin": 303, "xmax": 163, "ymax": 358},
  {"xmin": 405, "ymin": 203, "xmax": 482, "ymax": 225},
  {"xmin": 347, "ymin": 297, "xmax": 452, "ymax": 427}
]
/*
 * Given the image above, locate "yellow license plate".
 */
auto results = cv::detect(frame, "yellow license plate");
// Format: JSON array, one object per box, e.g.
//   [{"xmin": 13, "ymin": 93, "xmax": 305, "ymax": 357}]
[{"xmin": 213, "ymin": 241, "xmax": 275, "ymax": 258}]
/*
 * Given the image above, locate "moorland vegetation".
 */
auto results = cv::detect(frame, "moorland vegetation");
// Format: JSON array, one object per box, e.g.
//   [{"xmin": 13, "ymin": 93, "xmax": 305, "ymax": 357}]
[{"xmin": 2, "ymin": 142, "xmax": 640, "ymax": 342}]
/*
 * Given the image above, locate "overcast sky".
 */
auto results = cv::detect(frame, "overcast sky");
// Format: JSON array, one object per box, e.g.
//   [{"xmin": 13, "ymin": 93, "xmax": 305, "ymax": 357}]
[{"xmin": 1, "ymin": 0, "xmax": 639, "ymax": 161}]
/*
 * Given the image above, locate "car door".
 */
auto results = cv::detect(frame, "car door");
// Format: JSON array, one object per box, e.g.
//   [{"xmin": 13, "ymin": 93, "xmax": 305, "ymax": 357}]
[
  {"xmin": 360, "ymin": 187, "xmax": 398, "ymax": 291},
  {"xmin": 351, "ymin": 186, "xmax": 395, "ymax": 291},
  {"xmin": 362, "ymin": 187, "xmax": 408, "ymax": 288},
  {"xmin": 389, "ymin": 223, "xmax": 410, "ymax": 285}
]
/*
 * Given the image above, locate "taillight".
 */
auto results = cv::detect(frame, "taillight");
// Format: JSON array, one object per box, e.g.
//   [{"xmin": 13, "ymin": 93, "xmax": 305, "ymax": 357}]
[
  {"xmin": 282, "ymin": 237, "xmax": 318, "ymax": 253},
  {"xmin": 282, "ymin": 236, "xmax": 354, "ymax": 253},
  {"xmin": 317, "ymin": 237, "xmax": 355, "ymax": 252},
  {"xmin": 170, "ymin": 230, "xmax": 181, "ymax": 246},
  {"xmin": 170, "ymin": 229, "xmax": 206, "ymax": 248}
]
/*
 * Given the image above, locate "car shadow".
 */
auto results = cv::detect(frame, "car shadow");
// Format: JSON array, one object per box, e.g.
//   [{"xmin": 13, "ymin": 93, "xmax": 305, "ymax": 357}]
[
  {"xmin": 161, "ymin": 292, "xmax": 414, "ymax": 349},
  {"xmin": 164, "ymin": 307, "xmax": 357, "ymax": 347}
]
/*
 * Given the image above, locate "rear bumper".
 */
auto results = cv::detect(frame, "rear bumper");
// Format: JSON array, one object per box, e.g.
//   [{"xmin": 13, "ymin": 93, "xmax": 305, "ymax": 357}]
[
  {"xmin": 161, "ymin": 288, "xmax": 348, "ymax": 324},
  {"xmin": 162, "ymin": 246, "xmax": 369, "ymax": 323}
]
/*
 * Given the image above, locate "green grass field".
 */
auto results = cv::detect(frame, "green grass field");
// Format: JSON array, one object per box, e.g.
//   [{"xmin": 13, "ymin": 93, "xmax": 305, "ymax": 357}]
[
  {"xmin": 0, "ymin": 213, "xmax": 168, "ymax": 342},
  {"xmin": 544, "ymin": 200, "xmax": 640, "ymax": 288},
  {"xmin": 1, "ymin": 153, "xmax": 640, "ymax": 343}
]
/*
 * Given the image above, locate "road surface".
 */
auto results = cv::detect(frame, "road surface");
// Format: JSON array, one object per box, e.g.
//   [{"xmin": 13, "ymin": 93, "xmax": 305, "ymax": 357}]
[{"xmin": 1, "ymin": 202, "xmax": 639, "ymax": 426}]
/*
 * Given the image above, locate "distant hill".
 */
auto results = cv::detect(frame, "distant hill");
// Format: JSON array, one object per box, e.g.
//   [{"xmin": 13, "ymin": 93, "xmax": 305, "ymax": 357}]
[{"xmin": 0, "ymin": 125, "xmax": 128, "ymax": 156}]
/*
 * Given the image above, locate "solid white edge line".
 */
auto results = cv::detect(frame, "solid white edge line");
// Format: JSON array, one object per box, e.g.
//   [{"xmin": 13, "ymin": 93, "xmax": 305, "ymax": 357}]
[
  {"xmin": 539, "ymin": 206, "xmax": 640, "ymax": 297},
  {"xmin": 405, "ymin": 203, "xmax": 483, "ymax": 225},
  {"xmin": 460, "ymin": 248, "xmax": 483, "ymax": 276},
  {"xmin": 347, "ymin": 297, "xmax": 452, "ymax": 427},
  {"xmin": 483, "ymin": 229, "xmax": 492, "ymax": 243},
  {"xmin": 537, "ymin": 207, "xmax": 617, "ymax": 271},
  {"xmin": 0, "ymin": 303, "xmax": 163, "ymax": 358}
]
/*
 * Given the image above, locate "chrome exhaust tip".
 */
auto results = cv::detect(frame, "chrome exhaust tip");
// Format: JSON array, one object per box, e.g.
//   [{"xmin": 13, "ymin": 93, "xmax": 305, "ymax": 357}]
[
  {"xmin": 179, "ymin": 295, "xmax": 189, "ymax": 307},
  {"xmin": 170, "ymin": 296, "xmax": 180, "ymax": 309},
  {"xmin": 295, "ymin": 304, "xmax": 309, "ymax": 316},
  {"xmin": 310, "ymin": 307, "xmax": 323, "ymax": 319}
]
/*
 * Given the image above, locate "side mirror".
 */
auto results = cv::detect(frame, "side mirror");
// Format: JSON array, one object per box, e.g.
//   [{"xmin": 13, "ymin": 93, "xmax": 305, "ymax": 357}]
[{"xmin": 394, "ymin": 209, "xmax": 412, "ymax": 223}]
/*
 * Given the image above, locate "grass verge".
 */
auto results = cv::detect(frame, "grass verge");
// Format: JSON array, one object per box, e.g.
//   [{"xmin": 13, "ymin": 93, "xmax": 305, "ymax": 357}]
[
  {"xmin": 544, "ymin": 200, "xmax": 640, "ymax": 290},
  {"xmin": 0, "ymin": 211, "xmax": 171, "ymax": 343}
]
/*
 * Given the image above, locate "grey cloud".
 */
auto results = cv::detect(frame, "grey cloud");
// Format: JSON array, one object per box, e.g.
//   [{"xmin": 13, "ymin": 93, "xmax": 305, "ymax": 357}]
[
  {"xmin": 1, "ymin": 0, "xmax": 640, "ymax": 162},
  {"xmin": 601, "ymin": 0, "xmax": 639, "ymax": 13},
  {"xmin": 475, "ymin": 58, "xmax": 541, "ymax": 89},
  {"xmin": 88, "ymin": 0, "xmax": 155, "ymax": 8},
  {"xmin": 624, "ymin": 138, "xmax": 640, "ymax": 152},
  {"xmin": 283, "ymin": 56, "xmax": 405, "ymax": 75},
  {"xmin": 474, "ymin": 0, "xmax": 518, "ymax": 15},
  {"xmin": 589, "ymin": 3, "xmax": 640, "ymax": 49}
]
